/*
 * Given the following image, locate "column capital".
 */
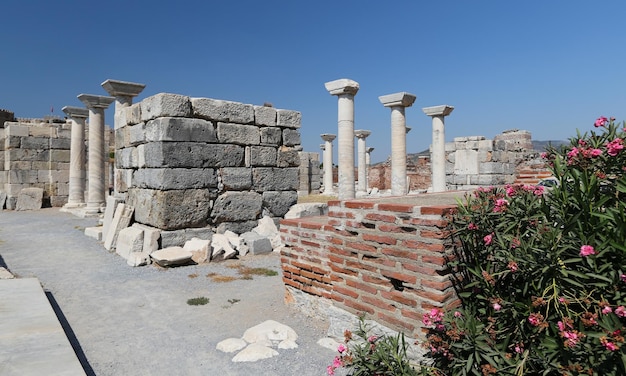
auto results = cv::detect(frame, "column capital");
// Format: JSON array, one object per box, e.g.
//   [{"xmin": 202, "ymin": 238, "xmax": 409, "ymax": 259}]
[
  {"xmin": 354, "ymin": 129, "xmax": 371, "ymax": 139},
  {"xmin": 379, "ymin": 92, "xmax": 416, "ymax": 108},
  {"xmin": 321, "ymin": 133, "xmax": 337, "ymax": 142},
  {"xmin": 422, "ymin": 105, "xmax": 454, "ymax": 117},
  {"xmin": 77, "ymin": 94, "xmax": 115, "ymax": 110},
  {"xmin": 101, "ymin": 79, "xmax": 146, "ymax": 98},
  {"xmin": 324, "ymin": 79, "xmax": 359, "ymax": 96},
  {"xmin": 62, "ymin": 106, "xmax": 89, "ymax": 120}
]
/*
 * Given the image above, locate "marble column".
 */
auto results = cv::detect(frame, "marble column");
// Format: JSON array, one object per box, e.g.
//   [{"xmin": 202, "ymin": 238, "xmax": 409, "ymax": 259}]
[
  {"xmin": 101, "ymin": 79, "xmax": 146, "ymax": 197},
  {"xmin": 366, "ymin": 147, "xmax": 374, "ymax": 168},
  {"xmin": 61, "ymin": 106, "xmax": 89, "ymax": 208},
  {"xmin": 320, "ymin": 133, "xmax": 337, "ymax": 195},
  {"xmin": 325, "ymin": 79, "xmax": 359, "ymax": 200},
  {"xmin": 354, "ymin": 129, "xmax": 371, "ymax": 193},
  {"xmin": 78, "ymin": 94, "xmax": 115, "ymax": 214},
  {"xmin": 423, "ymin": 105, "xmax": 454, "ymax": 192},
  {"xmin": 379, "ymin": 92, "xmax": 416, "ymax": 196}
]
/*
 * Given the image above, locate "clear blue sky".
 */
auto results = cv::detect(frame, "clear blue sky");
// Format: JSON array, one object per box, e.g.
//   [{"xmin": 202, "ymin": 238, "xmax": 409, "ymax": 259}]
[{"xmin": 2, "ymin": 1, "xmax": 625, "ymax": 163}]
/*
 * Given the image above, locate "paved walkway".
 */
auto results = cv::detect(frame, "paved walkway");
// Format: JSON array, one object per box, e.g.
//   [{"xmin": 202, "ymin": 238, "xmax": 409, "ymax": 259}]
[{"xmin": 0, "ymin": 208, "xmax": 336, "ymax": 376}]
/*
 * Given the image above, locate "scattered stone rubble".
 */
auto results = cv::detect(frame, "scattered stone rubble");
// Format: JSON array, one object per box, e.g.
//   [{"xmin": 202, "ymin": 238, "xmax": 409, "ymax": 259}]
[
  {"xmin": 216, "ymin": 320, "xmax": 298, "ymax": 362},
  {"xmin": 85, "ymin": 199, "xmax": 288, "ymax": 267}
]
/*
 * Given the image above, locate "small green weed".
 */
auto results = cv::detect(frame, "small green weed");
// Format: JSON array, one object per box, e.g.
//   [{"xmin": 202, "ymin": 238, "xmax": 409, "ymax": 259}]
[{"xmin": 186, "ymin": 297, "xmax": 209, "ymax": 306}]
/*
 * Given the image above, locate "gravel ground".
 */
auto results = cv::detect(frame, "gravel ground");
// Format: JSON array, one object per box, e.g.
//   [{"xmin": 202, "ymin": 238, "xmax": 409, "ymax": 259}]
[{"xmin": 0, "ymin": 208, "xmax": 343, "ymax": 376}]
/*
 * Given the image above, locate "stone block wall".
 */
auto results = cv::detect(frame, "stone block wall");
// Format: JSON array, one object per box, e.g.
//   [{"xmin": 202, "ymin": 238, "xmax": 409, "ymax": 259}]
[
  {"xmin": 1, "ymin": 120, "xmax": 71, "ymax": 208},
  {"xmin": 446, "ymin": 129, "xmax": 534, "ymax": 190},
  {"xmin": 116, "ymin": 93, "xmax": 301, "ymax": 233},
  {"xmin": 280, "ymin": 195, "xmax": 458, "ymax": 339}
]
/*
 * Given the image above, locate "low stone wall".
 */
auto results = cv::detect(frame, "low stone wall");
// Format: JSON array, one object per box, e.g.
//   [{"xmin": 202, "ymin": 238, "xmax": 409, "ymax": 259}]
[
  {"xmin": 116, "ymin": 93, "xmax": 302, "ymax": 233},
  {"xmin": 280, "ymin": 193, "xmax": 462, "ymax": 339},
  {"xmin": 1, "ymin": 121, "xmax": 71, "ymax": 208}
]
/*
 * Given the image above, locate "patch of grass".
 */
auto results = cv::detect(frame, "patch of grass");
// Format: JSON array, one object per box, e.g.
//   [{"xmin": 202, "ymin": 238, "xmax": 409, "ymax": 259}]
[
  {"xmin": 238, "ymin": 266, "xmax": 278, "ymax": 278},
  {"xmin": 206, "ymin": 272, "xmax": 238, "ymax": 283},
  {"xmin": 186, "ymin": 297, "xmax": 209, "ymax": 306}
]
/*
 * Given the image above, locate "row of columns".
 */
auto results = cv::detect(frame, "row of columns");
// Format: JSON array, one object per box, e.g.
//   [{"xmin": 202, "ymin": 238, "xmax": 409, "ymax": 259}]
[
  {"xmin": 62, "ymin": 80, "xmax": 145, "ymax": 215},
  {"xmin": 323, "ymin": 78, "xmax": 454, "ymax": 200}
]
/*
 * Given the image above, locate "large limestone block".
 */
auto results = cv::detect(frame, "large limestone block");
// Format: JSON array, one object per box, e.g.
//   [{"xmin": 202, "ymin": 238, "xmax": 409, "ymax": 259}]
[
  {"xmin": 102, "ymin": 196, "xmax": 124, "ymax": 240},
  {"xmin": 116, "ymin": 226, "xmax": 145, "ymax": 260},
  {"xmin": 253, "ymin": 105, "xmax": 276, "ymax": 127},
  {"xmin": 252, "ymin": 167, "xmax": 298, "ymax": 191},
  {"xmin": 252, "ymin": 216, "xmax": 282, "ymax": 249},
  {"xmin": 127, "ymin": 252, "xmax": 151, "ymax": 267},
  {"xmin": 183, "ymin": 237, "xmax": 210, "ymax": 264},
  {"xmin": 249, "ymin": 146, "xmax": 277, "ymax": 167},
  {"xmin": 140, "ymin": 142, "xmax": 244, "ymax": 168},
  {"xmin": 128, "ymin": 188, "xmax": 212, "ymax": 231},
  {"xmin": 216, "ymin": 123, "xmax": 260, "ymax": 145},
  {"xmin": 282, "ymin": 129, "xmax": 301, "ymax": 147},
  {"xmin": 140, "ymin": 93, "xmax": 192, "ymax": 122},
  {"xmin": 260, "ymin": 127, "xmax": 282, "ymax": 145},
  {"xmin": 104, "ymin": 204, "xmax": 134, "ymax": 251},
  {"xmin": 211, "ymin": 191, "xmax": 262, "ymax": 223},
  {"xmin": 276, "ymin": 148, "xmax": 300, "ymax": 168},
  {"xmin": 15, "ymin": 188, "xmax": 43, "ymax": 211},
  {"xmin": 220, "ymin": 168, "xmax": 252, "ymax": 190},
  {"xmin": 150, "ymin": 247, "xmax": 193, "ymax": 267},
  {"xmin": 145, "ymin": 117, "xmax": 217, "ymax": 143},
  {"xmin": 262, "ymin": 191, "xmax": 298, "ymax": 217},
  {"xmin": 240, "ymin": 232, "xmax": 272, "ymax": 255},
  {"xmin": 133, "ymin": 168, "xmax": 217, "ymax": 190},
  {"xmin": 276, "ymin": 110, "xmax": 301, "ymax": 129},
  {"xmin": 191, "ymin": 97, "xmax": 254, "ymax": 124}
]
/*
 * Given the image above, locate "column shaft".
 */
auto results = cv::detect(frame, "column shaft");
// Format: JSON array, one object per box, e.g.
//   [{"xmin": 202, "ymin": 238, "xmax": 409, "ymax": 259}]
[
  {"xmin": 87, "ymin": 108, "xmax": 106, "ymax": 211},
  {"xmin": 323, "ymin": 141, "xmax": 334, "ymax": 195},
  {"xmin": 391, "ymin": 107, "xmax": 407, "ymax": 196},
  {"xmin": 431, "ymin": 115, "xmax": 446, "ymax": 192},
  {"xmin": 68, "ymin": 118, "xmax": 86, "ymax": 205},
  {"xmin": 337, "ymin": 95, "xmax": 355, "ymax": 200}
]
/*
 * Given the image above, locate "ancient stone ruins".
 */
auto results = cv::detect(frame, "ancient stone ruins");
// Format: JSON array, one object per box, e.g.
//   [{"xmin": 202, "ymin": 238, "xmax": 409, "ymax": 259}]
[{"xmin": 0, "ymin": 77, "xmax": 554, "ymax": 345}]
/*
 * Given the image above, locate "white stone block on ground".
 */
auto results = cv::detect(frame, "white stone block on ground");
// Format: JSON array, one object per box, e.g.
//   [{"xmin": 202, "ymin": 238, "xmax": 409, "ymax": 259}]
[
  {"xmin": 0, "ymin": 267, "xmax": 15, "ymax": 279},
  {"xmin": 284, "ymin": 203, "xmax": 328, "ymax": 219},
  {"xmin": 252, "ymin": 216, "xmax": 282, "ymax": 249},
  {"xmin": 231, "ymin": 344, "xmax": 279, "ymax": 362},
  {"xmin": 277, "ymin": 339, "xmax": 298, "ymax": 349},
  {"xmin": 132, "ymin": 223, "xmax": 161, "ymax": 254},
  {"xmin": 224, "ymin": 230, "xmax": 241, "ymax": 249},
  {"xmin": 210, "ymin": 234, "xmax": 237, "ymax": 261},
  {"xmin": 150, "ymin": 247, "xmax": 192, "ymax": 267},
  {"xmin": 102, "ymin": 196, "xmax": 123, "ymax": 240},
  {"xmin": 116, "ymin": 227, "xmax": 145, "ymax": 260},
  {"xmin": 240, "ymin": 232, "xmax": 272, "ymax": 255},
  {"xmin": 183, "ymin": 237, "xmax": 210, "ymax": 264},
  {"xmin": 84, "ymin": 226, "xmax": 103, "ymax": 241},
  {"xmin": 15, "ymin": 188, "xmax": 44, "ymax": 211},
  {"xmin": 216, "ymin": 338, "xmax": 248, "ymax": 353},
  {"xmin": 317, "ymin": 337, "xmax": 341, "ymax": 352},
  {"xmin": 242, "ymin": 320, "xmax": 298, "ymax": 345},
  {"xmin": 127, "ymin": 252, "xmax": 151, "ymax": 267}
]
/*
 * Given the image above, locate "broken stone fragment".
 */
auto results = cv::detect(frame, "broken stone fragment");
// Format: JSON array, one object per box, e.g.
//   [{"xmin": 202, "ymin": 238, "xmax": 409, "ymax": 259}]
[
  {"xmin": 150, "ymin": 247, "xmax": 193, "ymax": 267},
  {"xmin": 231, "ymin": 343, "xmax": 279, "ymax": 362},
  {"xmin": 240, "ymin": 232, "xmax": 272, "ymax": 255},
  {"xmin": 183, "ymin": 237, "xmax": 210, "ymax": 264},
  {"xmin": 216, "ymin": 338, "xmax": 247, "ymax": 353}
]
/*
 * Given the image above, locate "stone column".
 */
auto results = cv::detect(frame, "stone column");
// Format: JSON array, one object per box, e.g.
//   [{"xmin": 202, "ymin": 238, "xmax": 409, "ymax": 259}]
[
  {"xmin": 423, "ymin": 105, "xmax": 454, "ymax": 192},
  {"xmin": 320, "ymin": 133, "xmax": 336, "ymax": 195},
  {"xmin": 78, "ymin": 94, "xmax": 115, "ymax": 214},
  {"xmin": 325, "ymin": 79, "xmax": 359, "ymax": 200},
  {"xmin": 354, "ymin": 129, "xmax": 371, "ymax": 194},
  {"xmin": 61, "ymin": 106, "xmax": 89, "ymax": 208},
  {"xmin": 379, "ymin": 92, "xmax": 416, "ymax": 196},
  {"xmin": 101, "ymin": 79, "xmax": 146, "ymax": 197},
  {"xmin": 366, "ymin": 147, "xmax": 374, "ymax": 168}
]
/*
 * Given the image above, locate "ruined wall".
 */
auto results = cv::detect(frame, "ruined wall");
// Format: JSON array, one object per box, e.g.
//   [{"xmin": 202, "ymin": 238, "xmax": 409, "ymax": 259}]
[
  {"xmin": 298, "ymin": 152, "xmax": 321, "ymax": 196},
  {"xmin": 280, "ymin": 195, "xmax": 458, "ymax": 339},
  {"xmin": 1, "ymin": 119, "xmax": 71, "ymax": 208},
  {"xmin": 116, "ymin": 93, "xmax": 301, "ymax": 234},
  {"xmin": 446, "ymin": 129, "xmax": 534, "ymax": 190},
  {"xmin": 369, "ymin": 156, "xmax": 431, "ymax": 192}
]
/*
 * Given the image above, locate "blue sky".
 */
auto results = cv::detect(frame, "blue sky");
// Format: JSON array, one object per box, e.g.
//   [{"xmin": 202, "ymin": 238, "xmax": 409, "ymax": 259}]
[{"xmin": 2, "ymin": 1, "xmax": 626, "ymax": 163}]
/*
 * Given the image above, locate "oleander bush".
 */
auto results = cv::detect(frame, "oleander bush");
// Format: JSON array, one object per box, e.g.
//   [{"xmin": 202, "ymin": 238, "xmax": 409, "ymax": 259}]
[{"xmin": 422, "ymin": 117, "xmax": 626, "ymax": 375}]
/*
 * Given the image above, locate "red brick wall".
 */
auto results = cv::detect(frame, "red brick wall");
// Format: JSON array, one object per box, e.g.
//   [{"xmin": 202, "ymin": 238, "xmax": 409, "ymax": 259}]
[{"xmin": 280, "ymin": 197, "xmax": 458, "ymax": 339}]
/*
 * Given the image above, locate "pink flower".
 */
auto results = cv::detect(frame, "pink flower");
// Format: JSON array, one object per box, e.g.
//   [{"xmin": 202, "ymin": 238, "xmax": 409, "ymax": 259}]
[
  {"xmin": 493, "ymin": 303, "xmax": 502, "ymax": 311},
  {"xmin": 367, "ymin": 335, "xmax": 377, "ymax": 343},
  {"xmin": 514, "ymin": 344, "xmax": 523, "ymax": 354},
  {"xmin": 580, "ymin": 245, "xmax": 596, "ymax": 257},
  {"xmin": 337, "ymin": 344, "xmax": 347, "ymax": 353},
  {"xmin": 621, "ymin": 274, "xmax": 626, "ymax": 283},
  {"xmin": 615, "ymin": 306, "xmax": 626, "ymax": 317},
  {"xmin": 595, "ymin": 116, "xmax": 608, "ymax": 127},
  {"xmin": 484, "ymin": 233, "xmax": 493, "ymax": 246},
  {"xmin": 528, "ymin": 313, "xmax": 542, "ymax": 326},
  {"xmin": 567, "ymin": 147, "xmax": 579, "ymax": 159},
  {"xmin": 508, "ymin": 261, "xmax": 518, "ymax": 272},
  {"xmin": 505, "ymin": 185, "xmax": 516, "ymax": 196},
  {"xmin": 327, "ymin": 365, "xmax": 335, "ymax": 375},
  {"xmin": 604, "ymin": 341, "xmax": 619, "ymax": 351},
  {"xmin": 332, "ymin": 356, "xmax": 342, "ymax": 368},
  {"xmin": 493, "ymin": 198, "xmax": 508, "ymax": 213},
  {"xmin": 468, "ymin": 223, "xmax": 478, "ymax": 230},
  {"xmin": 533, "ymin": 186, "xmax": 545, "ymax": 196},
  {"xmin": 590, "ymin": 148, "xmax": 603, "ymax": 157},
  {"xmin": 602, "ymin": 306, "xmax": 613, "ymax": 315},
  {"xmin": 454, "ymin": 311, "xmax": 462, "ymax": 318},
  {"xmin": 606, "ymin": 138, "xmax": 624, "ymax": 156}
]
